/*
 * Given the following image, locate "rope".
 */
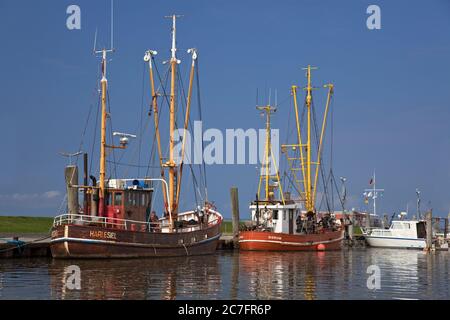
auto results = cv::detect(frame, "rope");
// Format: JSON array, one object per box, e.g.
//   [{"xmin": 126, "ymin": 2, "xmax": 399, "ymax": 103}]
[{"xmin": 0, "ymin": 235, "xmax": 51, "ymax": 254}]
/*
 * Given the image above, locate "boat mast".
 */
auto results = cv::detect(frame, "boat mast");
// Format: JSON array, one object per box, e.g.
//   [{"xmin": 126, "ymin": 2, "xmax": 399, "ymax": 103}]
[
  {"xmin": 312, "ymin": 83, "xmax": 334, "ymax": 206},
  {"xmin": 176, "ymin": 48, "xmax": 197, "ymax": 207},
  {"xmin": 257, "ymin": 104, "xmax": 285, "ymax": 203},
  {"xmin": 98, "ymin": 48, "xmax": 113, "ymax": 216},
  {"xmin": 303, "ymin": 65, "xmax": 317, "ymax": 213},
  {"xmin": 165, "ymin": 14, "xmax": 181, "ymax": 215},
  {"xmin": 144, "ymin": 50, "xmax": 169, "ymax": 211},
  {"xmin": 364, "ymin": 170, "xmax": 384, "ymax": 217},
  {"xmin": 282, "ymin": 66, "xmax": 333, "ymax": 215}
]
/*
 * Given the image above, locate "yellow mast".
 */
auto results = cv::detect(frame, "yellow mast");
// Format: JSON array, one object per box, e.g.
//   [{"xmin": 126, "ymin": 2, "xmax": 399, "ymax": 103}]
[
  {"xmin": 256, "ymin": 104, "xmax": 285, "ymax": 204},
  {"xmin": 165, "ymin": 14, "xmax": 181, "ymax": 216},
  {"xmin": 176, "ymin": 48, "xmax": 197, "ymax": 207},
  {"xmin": 292, "ymin": 85, "xmax": 307, "ymax": 199},
  {"xmin": 312, "ymin": 84, "xmax": 334, "ymax": 206},
  {"xmin": 304, "ymin": 65, "xmax": 316, "ymax": 212},
  {"xmin": 283, "ymin": 66, "xmax": 333, "ymax": 215},
  {"xmin": 99, "ymin": 49, "xmax": 108, "ymax": 216}
]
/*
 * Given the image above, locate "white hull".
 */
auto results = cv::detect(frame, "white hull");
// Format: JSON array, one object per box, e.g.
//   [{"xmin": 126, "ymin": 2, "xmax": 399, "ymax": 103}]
[{"xmin": 365, "ymin": 236, "xmax": 426, "ymax": 249}]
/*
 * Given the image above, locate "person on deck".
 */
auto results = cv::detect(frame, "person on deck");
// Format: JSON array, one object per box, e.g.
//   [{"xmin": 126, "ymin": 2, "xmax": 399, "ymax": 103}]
[{"xmin": 150, "ymin": 211, "xmax": 159, "ymax": 232}]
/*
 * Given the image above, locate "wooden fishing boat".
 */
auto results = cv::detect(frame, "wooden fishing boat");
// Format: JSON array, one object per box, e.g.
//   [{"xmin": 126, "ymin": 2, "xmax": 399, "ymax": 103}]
[
  {"xmin": 239, "ymin": 66, "xmax": 343, "ymax": 251},
  {"xmin": 51, "ymin": 14, "xmax": 222, "ymax": 259}
]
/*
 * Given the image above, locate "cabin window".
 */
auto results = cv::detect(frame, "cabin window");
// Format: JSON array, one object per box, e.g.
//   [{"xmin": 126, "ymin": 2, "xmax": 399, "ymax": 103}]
[
  {"xmin": 283, "ymin": 211, "xmax": 286, "ymax": 220},
  {"xmin": 134, "ymin": 192, "xmax": 140, "ymax": 206},
  {"xmin": 114, "ymin": 192, "xmax": 123, "ymax": 206},
  {"xmin": 129, "ymin": 192, "xmax": 137, "ymax": 206},
  {"xmin": 106, "ymin": 193, "xmax": 112, "ymax": 206},
  {"xmin": 273, "ymin": 210, "xmax": 279, "ymax": 220}
]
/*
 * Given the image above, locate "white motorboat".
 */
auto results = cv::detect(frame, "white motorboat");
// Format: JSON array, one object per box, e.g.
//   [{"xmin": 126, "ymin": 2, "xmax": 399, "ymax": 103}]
[{"xmin": 365, "ymin": 220, "xmax": 427, "ymax": 249}]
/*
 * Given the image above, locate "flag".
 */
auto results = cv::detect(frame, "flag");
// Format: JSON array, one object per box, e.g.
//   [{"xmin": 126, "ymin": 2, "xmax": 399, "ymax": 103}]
[{"xmin": 369, "ymin": 178, "xmax": 373, "ymax": 185}]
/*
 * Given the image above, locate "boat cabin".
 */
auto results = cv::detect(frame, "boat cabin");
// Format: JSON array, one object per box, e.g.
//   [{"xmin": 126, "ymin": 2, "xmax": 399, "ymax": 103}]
[
  {"xmin": 249, "ymin": 201, "xmax": 300, "ymax": 234},
  {"xmin": 84, "ymin": 179, "xmax": 154, "ymax": 223},
  {"xmin": 370, "ymin": 220, "xmax": 426, "ymax": 239}
]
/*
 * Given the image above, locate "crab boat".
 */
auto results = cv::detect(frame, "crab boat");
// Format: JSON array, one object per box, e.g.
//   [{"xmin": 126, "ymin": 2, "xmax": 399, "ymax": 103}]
[
  {"xmin": 51, "ymin": 14, "xmax": 222, "ymax": 258},
  {"xmin": 239, "ymin": 66, "xmax": 344, "ymax": 251}
]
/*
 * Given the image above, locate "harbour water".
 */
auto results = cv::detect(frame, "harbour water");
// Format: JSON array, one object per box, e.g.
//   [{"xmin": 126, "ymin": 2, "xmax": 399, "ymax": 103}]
[{"xmin": 0, "ymin": 249, "xmax": 449, "ymax": 300}]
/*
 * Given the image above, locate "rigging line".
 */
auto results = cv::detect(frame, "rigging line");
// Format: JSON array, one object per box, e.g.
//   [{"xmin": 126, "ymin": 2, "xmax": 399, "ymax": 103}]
[
  {"xmin": 144, "ymin": 58, "xmax": 170, "ymax": 178},
  {"xmin": 176, "ymin": 59, "xmax": 206, "ymax": 204},
  {"xmin": 123, "ymin": 118, "xmax": 150, "ymax": 178},
  {"xmin": 322, "ymin": 99, "xmax": 337, "ymax": 213},
  {"xmin": 282, "ymin": 94, "xmax": 293, "ymax": 192},
  {"xmin": 196, "ymin": 59, "xmax": 208, "ymax": 197},
  {"xmin": 311, "ymin": 98, "xmax": 332, "ymax": 214},
  {"xmin": 119, "ymin": 67, "xmax": 154, "ymax": 178},
  {"xmin": 106, "ymin": 160, "xmax": 161, "ymax": 169},
  {"xmin": 153, "ymin": 57, "xmax": 172, "ymax": 116},
  {"xmin": 330, "ymin": 170, "xmax": 345, "ymax": 210},
  {"xmin": 73, "ymin": 63, "xmax": 102, "ymax": 171},
  {"xmin": 174, "ymin": 71, "xmax": 202, "ymax": 206},
  {"xmin": 312, "ymin": 98, "xmax": 330, "ymax": 212},
  {"xmin": 89, "ymin": 88, "xmax": 102, "ymax": 177},
  {"xmin": 177, "ymin": 64, "xmax": 205, "ymax": 200},
  {"xmin": 77, "ymin": 86, "xmax": 98, "ymax": 159},
  {"xmin": 283, "ymin": 171, "xmax": 302, "ymax": 199},
  {"xmin": 153, "ymin": 62, "xmax": 173, "ymax": 165},
  {"xmin": 106, "ymin": 89, "xmax": 118, "ymax": 180},
  {"xmin": 138, "ymin": 60, "xmax": 146, "ymax": 177}
]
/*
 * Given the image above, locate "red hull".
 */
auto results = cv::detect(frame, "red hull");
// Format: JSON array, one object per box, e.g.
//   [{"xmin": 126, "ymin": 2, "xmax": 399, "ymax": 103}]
[{"xmin": 239, "ymin": 229, "xmax": 344, "ymax": 251}]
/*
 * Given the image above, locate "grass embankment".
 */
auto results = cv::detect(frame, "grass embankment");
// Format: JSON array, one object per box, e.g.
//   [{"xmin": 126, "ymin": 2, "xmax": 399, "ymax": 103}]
[
  {"xmin": 220, "ymin": 220, "xmax": 247, "ymax": 235},
  {"xmin": 0, "ymin": 216, "xmax": 53, "ymax": 234},
  {"xmin": 0, "ymin": 216, "xmax": 243, "ymax": 235}
]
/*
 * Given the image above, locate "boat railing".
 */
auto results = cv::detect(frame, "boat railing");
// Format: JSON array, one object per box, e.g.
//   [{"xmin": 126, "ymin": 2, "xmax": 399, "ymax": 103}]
[
  {"xmin": 53, "ymin": 214, "xmax": 161, "ymax": 231},
  {"xmin": 53, "ymin": 211, "xmax": 223, "ymax": 232}
]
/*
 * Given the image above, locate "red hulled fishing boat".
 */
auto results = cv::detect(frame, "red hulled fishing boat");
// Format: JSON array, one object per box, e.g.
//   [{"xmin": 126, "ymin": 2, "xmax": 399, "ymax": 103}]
[{"xmin": 240, "ymin": 66, "xmax": 343, "ymax": 251}]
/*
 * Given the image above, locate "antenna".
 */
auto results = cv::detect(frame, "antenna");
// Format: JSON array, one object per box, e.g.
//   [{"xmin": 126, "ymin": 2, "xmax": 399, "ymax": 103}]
[
  {"xmin": 110, "ymin": 0, "xmax": 114, "ymax": 50},
  {"xmin": 275, "ymin": 89, "xmax": 278, "ymax": 107},
  {"xmin": 94, "ymin": 0, "xmax": 115, "ymax": 55},
  {"xmin": 164, "ymin": 14, "xmax": 183, "ymax": 63},
  {"xmin": 59, "ymin": 151, "xmax": 83, "ymax": 165},
  {"xmin": 93, "ymin": 28, "xmax": 98, "ymax": 53}
]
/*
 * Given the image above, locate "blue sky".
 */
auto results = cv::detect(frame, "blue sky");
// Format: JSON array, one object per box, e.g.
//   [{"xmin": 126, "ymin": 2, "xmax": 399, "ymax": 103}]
[{"xmin": 1, "ymin": 0, "xmax": 450, "ymax": 219}]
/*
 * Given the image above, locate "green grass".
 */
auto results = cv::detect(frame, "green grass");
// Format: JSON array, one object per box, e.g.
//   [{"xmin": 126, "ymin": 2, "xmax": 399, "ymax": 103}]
[
  {"xmin": 220, "ymin": 220, "xmax": 247, "ymax": 235},
  {"xmin": 0, "ymin": 216, "xmax": 53, "ymax": 234},
  {"xmin": 0, "ymin": 217, "xmax": 244, "ymax": 235}
]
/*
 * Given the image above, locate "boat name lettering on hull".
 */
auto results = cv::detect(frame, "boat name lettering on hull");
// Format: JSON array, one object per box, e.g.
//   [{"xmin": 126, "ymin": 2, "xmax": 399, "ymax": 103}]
[{"xmin": 89, "ymin": 230, "xmax": 117, "ymax": 240}]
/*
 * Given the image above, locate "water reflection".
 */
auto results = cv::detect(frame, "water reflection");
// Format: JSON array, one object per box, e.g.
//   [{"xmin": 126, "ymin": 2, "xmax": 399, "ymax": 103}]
[
  {"xmin": 48, "ymin": 255, "xmax": 221, "ymax": 300},
  {"xmin": 0, "ymin": 249, "xmax": 449, "ymax": 299}
]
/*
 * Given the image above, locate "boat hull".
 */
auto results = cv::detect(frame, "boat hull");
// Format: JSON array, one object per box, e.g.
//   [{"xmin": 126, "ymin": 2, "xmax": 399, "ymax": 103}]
[
  {"xmin": 239, "ymin": 229, "xmax": 344, "ymax": 251},
  {"xmin": 365, "ymin": 236, "xmax": 426, "ymax": 249},
  {"xmin": 50, "ymin": 223, "xmax": 221, "ymax": 259}
]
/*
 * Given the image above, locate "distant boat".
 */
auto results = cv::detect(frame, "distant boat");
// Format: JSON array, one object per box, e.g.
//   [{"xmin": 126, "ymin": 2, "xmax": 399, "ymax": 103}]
[
  {"xmin": 239, "ymin": 66, "xmax": 344, "ymax": 251},
  {"xmin": 364, "ymin": 220, "xmax": 426, "ymax": 249},
  {"xmin": 51, "ymin": 15, "xmax": 222, "ymax": 258}
]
